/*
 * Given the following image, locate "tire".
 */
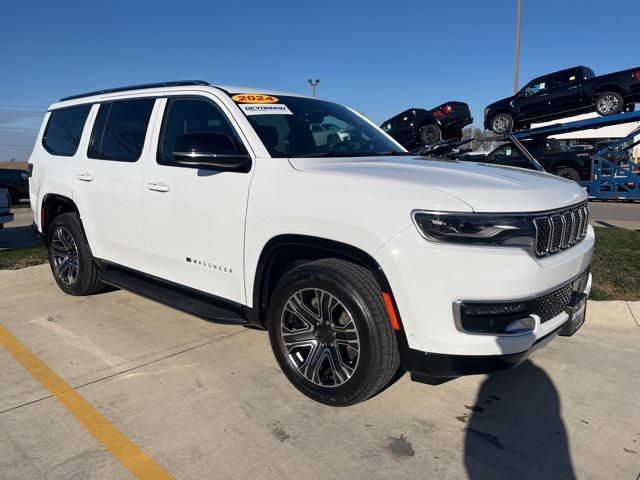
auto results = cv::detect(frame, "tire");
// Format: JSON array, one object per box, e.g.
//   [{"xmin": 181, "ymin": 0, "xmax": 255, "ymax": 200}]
[
  {"xmin": 490, "ymin": 113, "xmax": 514, "ymax": 134},
  {"xmin": 47, "ymin": 212, "xmax": 105, "ymax": 296},
  {"xmin": 268, "ymin": 258, "xmax": 400, "ymax": 406},
  {"xmin": 554, "ymin": 167, "xmax": 580, "ymax": 182},
  {"xmin": 8, "ymin": 188, "xmax": 19, "ymax": 205},
  {"xmin": 594, "ymin": 91, "xmax": 624, "ymax": 116},
  {"xmin": 419, "ymin": 124, "xmax": 442, "ymax": 145}
]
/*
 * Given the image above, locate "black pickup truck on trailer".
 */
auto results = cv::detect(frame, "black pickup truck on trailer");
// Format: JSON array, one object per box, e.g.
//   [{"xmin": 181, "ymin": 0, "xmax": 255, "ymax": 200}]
[
  {"xmin": 460, "ymin": 139, "xmax": 593, "ymax": 182},
  {"xmin": 484, "ymin": 65, "xmax": 640, "ymax": 133},
  {"xmin": 381, "ymin": 102, "xmax": 472, "ymax": 149}
]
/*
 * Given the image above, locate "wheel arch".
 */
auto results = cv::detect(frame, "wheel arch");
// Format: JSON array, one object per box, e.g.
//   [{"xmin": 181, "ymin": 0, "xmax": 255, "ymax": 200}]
[
  {"xmin": 592, "ymin": 84, "xmax": 625, "ymax": 101},
  {"xmin": 418, "ymin": 118, "xmax": 441, "ymax": 129},
  {"xmin": 250, "ymin": 235, "xmax": 398, "ymax": 328},
  {"xmin": 41, "ymin": 193, "xmax": 81, "ymax": 239}
]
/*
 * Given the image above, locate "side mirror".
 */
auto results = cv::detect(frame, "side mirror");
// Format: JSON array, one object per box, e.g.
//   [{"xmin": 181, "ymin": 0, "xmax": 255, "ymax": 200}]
[{"xmin": 172, "ymin": 133, "xmax": 250, "ymax": 169}]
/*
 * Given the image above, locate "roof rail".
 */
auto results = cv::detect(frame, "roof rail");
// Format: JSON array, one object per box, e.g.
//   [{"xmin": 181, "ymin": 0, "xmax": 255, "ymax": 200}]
[{"xmin": 59, "ymin": 80, "xmax": 210, "ymax": 102}]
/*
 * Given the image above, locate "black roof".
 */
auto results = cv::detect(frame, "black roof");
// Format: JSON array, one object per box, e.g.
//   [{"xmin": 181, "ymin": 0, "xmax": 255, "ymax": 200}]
[{"xmin": 59, "ymin": 80, "xmax": 210, "ymax": 102}]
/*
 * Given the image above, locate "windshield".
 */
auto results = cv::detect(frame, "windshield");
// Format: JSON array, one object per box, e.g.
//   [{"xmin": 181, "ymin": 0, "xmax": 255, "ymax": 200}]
[{"xmin": 231, "ymin": 94, "xmax": 406, "ymax": 158}]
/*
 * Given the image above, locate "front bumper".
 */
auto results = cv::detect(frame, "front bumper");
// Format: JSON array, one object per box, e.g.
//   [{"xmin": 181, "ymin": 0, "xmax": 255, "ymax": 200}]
[
  {"xmin": 402, "ymin": 321, "xmax": 563, "ymax": 379},
  {"xmin": 374, "ymin": 223, "xmax": 594, "ymax": 357}
]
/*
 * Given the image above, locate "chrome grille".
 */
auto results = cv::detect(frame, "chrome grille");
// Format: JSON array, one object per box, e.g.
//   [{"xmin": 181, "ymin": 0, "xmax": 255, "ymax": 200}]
[{"xmin": 534, "ymin": 204, "xmax": 589, "ymax": 257}]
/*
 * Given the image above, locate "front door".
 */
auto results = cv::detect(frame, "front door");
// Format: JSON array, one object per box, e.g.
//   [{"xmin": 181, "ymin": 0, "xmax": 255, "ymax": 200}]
[
  {"xmin": 516, "ymin": 75, "xmax": 552, "ymax": 121},
  {"xmin": 141, "ymin": 95, "xmax": 254, "ymax": 304}
]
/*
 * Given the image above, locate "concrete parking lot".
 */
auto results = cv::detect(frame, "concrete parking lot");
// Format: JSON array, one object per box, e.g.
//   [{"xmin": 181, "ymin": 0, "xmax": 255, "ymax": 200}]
[{"xmin": 1, "ymin": 265, "xmax": 639, "ymax": 480}]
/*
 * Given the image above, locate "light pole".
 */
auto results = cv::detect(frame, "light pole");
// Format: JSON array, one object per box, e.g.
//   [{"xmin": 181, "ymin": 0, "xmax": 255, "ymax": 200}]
[
  {"xmin": 308, "ymin": 79, "xmax": 320, "ymax": 97},
  {"xmin": 513, "ymin": 0, "xmax": 522, "ymax": 94}
]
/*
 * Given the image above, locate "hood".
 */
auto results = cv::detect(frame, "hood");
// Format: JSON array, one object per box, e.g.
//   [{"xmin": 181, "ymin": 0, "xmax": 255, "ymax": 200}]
[{"xmin": 288, "ymin": 156, "xmax": 587, "ymax": 213}]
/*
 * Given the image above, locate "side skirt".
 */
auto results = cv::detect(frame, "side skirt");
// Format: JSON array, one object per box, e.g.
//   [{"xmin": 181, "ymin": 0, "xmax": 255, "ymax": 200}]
[{"xmin": 99, "ymin": 263, "xmax": 249, "ymax": 325}]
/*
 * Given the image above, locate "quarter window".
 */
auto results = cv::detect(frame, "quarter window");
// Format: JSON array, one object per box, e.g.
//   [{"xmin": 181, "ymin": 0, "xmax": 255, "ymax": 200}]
[
  {"xmin": 42, "ymin": 104, "xmax": 92, "ymax": 156},
  {"xmin": 157, "ymin": 97, "xmax": 246, "ymax": 166},
  {"xmin": 89, "ymin": 99, "xmax": 155, "ymax": 162}
]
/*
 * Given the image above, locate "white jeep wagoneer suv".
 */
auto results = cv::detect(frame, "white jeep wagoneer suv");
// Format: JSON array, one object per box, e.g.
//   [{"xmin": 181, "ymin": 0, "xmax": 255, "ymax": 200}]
[{"xmin": 29, "ymin": 81, "xmax": 593, "ymax": 405}]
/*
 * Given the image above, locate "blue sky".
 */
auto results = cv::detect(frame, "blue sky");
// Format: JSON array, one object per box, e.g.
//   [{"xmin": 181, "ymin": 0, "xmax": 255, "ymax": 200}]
[{"xmin": 1, "ymin": 0, "xmax": 639, "ymax": 160}]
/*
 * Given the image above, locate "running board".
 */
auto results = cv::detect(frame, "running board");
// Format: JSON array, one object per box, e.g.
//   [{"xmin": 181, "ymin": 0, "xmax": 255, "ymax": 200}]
[{"xmin": 100, "ymin": 267, "xmax": 247, "ymax": 324}]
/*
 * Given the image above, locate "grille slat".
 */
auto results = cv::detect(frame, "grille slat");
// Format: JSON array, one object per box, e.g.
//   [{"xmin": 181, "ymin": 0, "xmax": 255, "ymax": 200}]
[{"xmin": 534, "ymin": 203, "xmax": 588, "ymax": 257}]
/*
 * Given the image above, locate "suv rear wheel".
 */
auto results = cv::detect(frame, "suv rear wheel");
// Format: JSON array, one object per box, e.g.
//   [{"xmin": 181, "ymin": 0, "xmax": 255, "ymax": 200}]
[
  {"xmin": 268, "ymin": 259, "xmax": 400, "ymax": 406},
  {"xmin": 420, "ymin": 124, "xmax": 442, "ymax": 145},
  {"xmin": 554, "ymin": 167, "xmax": 580, "ymax": 182},
  {"xmin": 594, "ymin": 91, "xmax": 624, "ymax": 116},
  {"xmin": 47, "ymin": 213, "xmax": 105, "ymax": 296},
  {"xmin": 490, "ymin": 113, "xmax": 514, "ymax": 134}
]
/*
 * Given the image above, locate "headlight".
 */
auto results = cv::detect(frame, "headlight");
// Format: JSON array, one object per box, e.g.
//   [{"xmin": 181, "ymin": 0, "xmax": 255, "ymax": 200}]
[{"xmin": 412, "ymin": 211, "xmax": 535, "ymax": 248}]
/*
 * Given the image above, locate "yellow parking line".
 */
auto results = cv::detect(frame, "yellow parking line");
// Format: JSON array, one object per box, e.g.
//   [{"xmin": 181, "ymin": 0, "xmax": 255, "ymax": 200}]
[{"xmin": 0, "ymin": 323, "xmax": 174, "ymax": 480}]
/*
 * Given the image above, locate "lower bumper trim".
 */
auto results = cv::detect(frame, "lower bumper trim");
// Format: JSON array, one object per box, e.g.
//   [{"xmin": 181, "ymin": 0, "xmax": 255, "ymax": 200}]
[{"xmin": 402, "ymin": 325, "xmax": 562, "ymax": 379}]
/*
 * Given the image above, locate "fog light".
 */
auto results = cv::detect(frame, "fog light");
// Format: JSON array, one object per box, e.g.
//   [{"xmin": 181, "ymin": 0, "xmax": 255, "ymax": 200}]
[
  {"xmin": 458, "ymin": 301, "xmax": 533, "ymax": 334},
  {"xmin": 504, "ymin": 316, "xmax": 536, "ymax": 334}
]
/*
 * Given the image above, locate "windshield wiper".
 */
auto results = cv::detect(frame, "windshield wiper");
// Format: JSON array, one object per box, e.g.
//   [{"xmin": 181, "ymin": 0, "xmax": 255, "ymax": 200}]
[
  {"xmin": 302, "ymin": 151, "xmax": 408, "ymax": 158},
  {"xmin": 302, "ymin": 151, "xmax": 379, "ymax": 158},
  {"xmin": 377, "ymin": 151, "xmax": 412, "ymax": 156}
]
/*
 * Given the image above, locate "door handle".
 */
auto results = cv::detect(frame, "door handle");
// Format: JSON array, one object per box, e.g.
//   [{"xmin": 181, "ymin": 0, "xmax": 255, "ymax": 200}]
[
  {"xmin": 76, "ymin": 173, "xmax": 94, "ymax": 182},
  {"xmin": 146, "ymin": 182, "xmax": 170, "ymax": 192},
  {"xmin": 569, "ymin": 86, "xmax": 578, "ymax": 90}
]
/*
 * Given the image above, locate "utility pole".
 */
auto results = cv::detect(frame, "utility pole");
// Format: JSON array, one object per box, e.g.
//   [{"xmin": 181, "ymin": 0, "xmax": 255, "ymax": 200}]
[
  {"xmin": 514, "ymin": 0, "xmax": 522, "ymax": 94},
  {"xmin": 307, "ymin": 79, "xmax": 320, "ymax": 97}
]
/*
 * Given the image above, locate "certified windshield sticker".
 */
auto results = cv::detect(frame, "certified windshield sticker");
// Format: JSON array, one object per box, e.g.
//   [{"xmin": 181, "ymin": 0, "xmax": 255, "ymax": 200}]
[
  {"xmin": 232, "ymin": 94, "xmax": 279, "ymax": 103},
  {"xmin": 239, "ymin": 103, "xmax": 293, "ymax": 115}
]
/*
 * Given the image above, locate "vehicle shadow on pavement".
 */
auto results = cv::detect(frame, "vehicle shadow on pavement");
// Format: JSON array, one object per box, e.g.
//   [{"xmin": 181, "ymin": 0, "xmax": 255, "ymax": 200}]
[{"xmin": 464, "ymin": 360, "xmax": 575, "ymax": 480}]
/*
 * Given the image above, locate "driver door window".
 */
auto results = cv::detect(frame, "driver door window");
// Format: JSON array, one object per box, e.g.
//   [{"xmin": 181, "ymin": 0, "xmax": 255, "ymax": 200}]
[
  {"xmin": 523, "ymin": 77, "xmax": 549, "ymax": 97},
  {"xmin": 158, "ymin": 97, "xmax": 246, "ymax": 167}
]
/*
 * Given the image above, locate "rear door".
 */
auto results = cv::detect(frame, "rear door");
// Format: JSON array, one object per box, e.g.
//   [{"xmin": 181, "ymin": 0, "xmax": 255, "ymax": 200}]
[
  {"xmin": 140, "ymin": 94, "xmax": 254, "ymax": 303},
  {"xmin": 72, "ymin": 97, "xmax": 158, "ymax": 271},
  {"xmin": 549, "ymin": 69, "xmax": 582, "ymax": 114}
]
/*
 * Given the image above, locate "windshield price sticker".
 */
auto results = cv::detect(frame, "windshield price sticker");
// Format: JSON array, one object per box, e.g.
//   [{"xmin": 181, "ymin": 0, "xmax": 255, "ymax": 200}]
[
  {"xmin": 239, "ymin": 104, "xmax": 293, "ymax": 115},
  {"xmin": 232, "ymin": 94, "xmax": 279, "ymax": 103}
]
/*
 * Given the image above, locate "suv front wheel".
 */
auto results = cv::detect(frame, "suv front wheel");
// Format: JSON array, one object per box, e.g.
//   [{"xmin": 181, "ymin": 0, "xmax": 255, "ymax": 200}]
[
  {"xmin": 47, "ymin": 213, "xmax": 105, "ymax": 296},
  {"xmin": 268, "ymin": 259, "xmax": 400, "ymax": 406},
  {"xmin": 490, "ymin": 113, "xmax": 514, "ymax": 134}
]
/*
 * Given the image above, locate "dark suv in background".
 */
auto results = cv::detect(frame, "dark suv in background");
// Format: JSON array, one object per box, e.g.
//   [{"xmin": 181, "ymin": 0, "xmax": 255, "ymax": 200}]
[
  {"xmin": 485, "ymin": 65, "xmax": 640, "ymax": 133},
  {"xmin": 381, "ymin": 102, "xmax": 472, "ymax": 149},
  {"xmin": 0, "ymin": 168, "xmax": 29, "ymax": 203},
  {"xmin": 461, "ymin": 139, "xmax": 593, "ymax": 181}
]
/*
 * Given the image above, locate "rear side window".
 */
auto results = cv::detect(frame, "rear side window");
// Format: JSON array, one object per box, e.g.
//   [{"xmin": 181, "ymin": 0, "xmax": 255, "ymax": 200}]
[
  {"xmin": 89, "ymin": 99, "xmax": 155, "ymax": 162},
  {"xmin": 42, "ymin": 104, "xmax": 92, "ymax": 156},
  {"xmin": 553, "ymin": 70, "xmax": 579, "ymax": 88}
]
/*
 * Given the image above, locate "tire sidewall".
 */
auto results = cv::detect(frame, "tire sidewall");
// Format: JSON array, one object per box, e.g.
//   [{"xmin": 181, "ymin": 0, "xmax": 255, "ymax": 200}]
[
  {"xmin": 47, "ymin": 213, "xmax": 94, "ymax": 295},
  {"xmin": 595, "ymin": 92, "xmax": 623, "ymax": 116},
  {"xmin": 420, "ymin": 124, "xmax": 442, "ymax": 145},
  {"xmin": 268, "ymin": 269, "xmax": 382, "ymax": 405},
  {"xmin": 555, "ymin": 168, "xmax": 580, "ymax": 182},
  {"xmin": 491, "ymin": 113, "xmax": 514, "ymax": 134}
]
